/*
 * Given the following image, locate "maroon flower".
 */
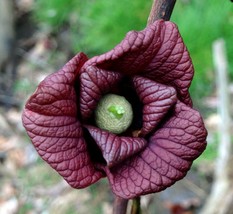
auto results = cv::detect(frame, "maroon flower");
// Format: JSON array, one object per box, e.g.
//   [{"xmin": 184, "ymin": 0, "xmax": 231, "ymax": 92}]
[{"xmin": 22, "ymin": 20, "xmax": 207, "ymax": 199}]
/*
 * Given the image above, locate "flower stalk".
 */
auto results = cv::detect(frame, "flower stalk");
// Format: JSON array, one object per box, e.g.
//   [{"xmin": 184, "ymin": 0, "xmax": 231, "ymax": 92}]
[
  {"xmin": 113, "ymin": 196, "xmax": 129, "ymax": 214},
  {"xmin": 131, "ymin": 197, "xmax": 141, "ymax": 214},
  {"xmin": 147, "ymin": 0, "xmax": 177, "ymax": 25}
]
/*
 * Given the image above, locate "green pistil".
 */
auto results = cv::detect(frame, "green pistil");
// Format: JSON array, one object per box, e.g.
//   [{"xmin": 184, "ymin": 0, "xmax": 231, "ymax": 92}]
[
  {"xmin": 108, "ymin": 105, "xmax": 125, "ymax": 119},
  {"xmin": 95, "ymin": 94, "xmax": 133, "ymax": 134}
]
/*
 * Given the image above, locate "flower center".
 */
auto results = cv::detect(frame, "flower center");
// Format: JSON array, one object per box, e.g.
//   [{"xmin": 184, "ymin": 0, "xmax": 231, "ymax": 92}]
[
  {"xmin": 95, "ymin": 94, "xmax": 133, "ymax": 134},
  {"xmin": 108, "ymin": 105, "xmax": 125, "ymax": 119}
]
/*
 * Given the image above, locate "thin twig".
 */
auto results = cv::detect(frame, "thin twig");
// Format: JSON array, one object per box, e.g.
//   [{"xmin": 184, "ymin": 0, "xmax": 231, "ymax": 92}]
[
  {"xmin": 131, "ymin": 197, "xmax": 141, "ymax": 214},
  {"xmin": 113, "ymin": 196, "xmax": 129, "ymax": 214},
  {"xmin": 147, "ymin": 0, "xmax": 177, "ymax": 25}
]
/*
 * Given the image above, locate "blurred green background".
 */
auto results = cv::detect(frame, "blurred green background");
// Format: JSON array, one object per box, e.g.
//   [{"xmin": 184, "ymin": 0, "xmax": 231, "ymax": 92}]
[{"xmin": 33, "ymin": 0, "xmax": 233, "ymax": 100}]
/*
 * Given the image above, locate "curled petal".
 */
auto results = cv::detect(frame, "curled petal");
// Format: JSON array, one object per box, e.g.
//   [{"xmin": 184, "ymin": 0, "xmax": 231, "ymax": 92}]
[
  {"xmin": 106, "ymin": 101, "xmax": 207, "ymax": 199},
  {"xmin": 22, "ymin": 53, "xmax": 104, "ymax": 188},
  {"xmin": 86, "ymin": 126, "xmax": 147, "ymax": 168},
  {"xmin": 85, "ymin": 20, "xmax": 193, "ymax": 106},
  {"xmin": 80, "ymin": 66, "xmax": 122, "ymax": 119},
  {"xmin": 84, "ymin": 22, "xmax": 162, "ymax": 75},
  {"xmin": 133, "ymin": 76, "xmax": 177, "ymax": 136},
  {"xmin": 144, "ymin": 22, "xmax": 193, "ymax": 106}
]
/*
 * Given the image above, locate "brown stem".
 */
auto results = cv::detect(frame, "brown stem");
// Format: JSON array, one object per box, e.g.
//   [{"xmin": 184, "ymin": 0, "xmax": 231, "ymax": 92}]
[
  {"xmin": 147, "ymin": 0, "xmax": 177, "ymax": 25},
  {"xmin": 113, "ymin": 196, "xmax": 129, "ymax": 214},
  {"xmin": 131, "ymin": 197, "xmax": 141, "ymax": 214}
]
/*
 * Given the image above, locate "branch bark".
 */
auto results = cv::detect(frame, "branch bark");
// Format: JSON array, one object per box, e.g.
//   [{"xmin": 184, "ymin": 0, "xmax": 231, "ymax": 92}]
[
  {"xmin": 113, "ymin": 196, "xmax": 129, "ymax": 214},
  {"xmin": 147, "ymin": 0, "xmax": 176, "ymax": 25}
]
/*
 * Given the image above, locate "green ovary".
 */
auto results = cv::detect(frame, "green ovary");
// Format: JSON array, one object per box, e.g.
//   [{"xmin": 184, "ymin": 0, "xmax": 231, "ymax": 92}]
[{"xmin": 95, "ymin": 94, "xmax": 133, "ymax": 134}]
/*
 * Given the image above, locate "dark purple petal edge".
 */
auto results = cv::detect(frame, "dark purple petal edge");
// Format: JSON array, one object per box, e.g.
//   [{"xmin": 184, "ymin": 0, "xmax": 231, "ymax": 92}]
[
  {"xmin": 133, "ymin": 76, "xmax": 177, "ymax": 136},
  {"xmin": 106, "ymin": 101, "xmax": 207, "ymax": 199},
  {"xmin": 22, "ymin": 53, "xmax": 104, "ymax": 188},
  {"xmin": 84, "ymin": 20, "xmax": 194, "ymax": 106},
  {"xmin": 79, "ymin": 66, "xmax": 122, "ymax": 119},
  {"xmin": 86, "ymin": 125, "xmax": 147, "ymax": 168}
]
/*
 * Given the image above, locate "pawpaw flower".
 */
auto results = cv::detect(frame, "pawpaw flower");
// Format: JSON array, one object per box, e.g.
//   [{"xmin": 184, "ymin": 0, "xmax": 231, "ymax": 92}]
[{"xmin": 22, "ymin": 20, "xmax": 207, "ymax": 199}]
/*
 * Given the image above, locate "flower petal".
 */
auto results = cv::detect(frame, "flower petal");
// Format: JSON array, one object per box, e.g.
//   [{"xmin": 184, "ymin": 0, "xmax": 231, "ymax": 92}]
[
  {"xmin": 106, "ymin": 101, "xmax": 207, "ymax": 199},
  {"xmin": 22, "ymin": 53, "xmax": 104, "ymax": 188},
  {"xmin": 80, "ymin": 66, "xmax": 122, "ymax": 119},
  {"xmin": 144, "ymin": 22, "xmax": 193, "ymax": 106},
  {"xmin": 85, "ymin": 20, "xmax": 193, "ymax": 106},
  {"xmin": 86, "ymin": 126, "xmax": 147, "ymax": 168},
  {"xmin": 133, "ymin": 76, "xmax": 177, "ymax": 136}
]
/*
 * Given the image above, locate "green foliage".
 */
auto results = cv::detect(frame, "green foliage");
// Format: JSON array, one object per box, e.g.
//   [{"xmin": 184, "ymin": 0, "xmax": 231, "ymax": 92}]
[
  {"xmin": 33, "ymin": 0, "xmax": 77, "ymax": 29},
  {"xmin": 33, "ymin": 0, "xmax": 233, "ymax": 100},
  {"xmin": 70, "ymin": 0, "xmax": 151, "ymax": 55},
  {"xmin": 172, "ymin": 0, "xmax": 233, "ymax": 98},
  {"xmin": 18, "ymin": 202, "xmax": 34, "ymax": 214},
  {"xmin": 33, "ymin": 0, "xmax": 151, "ymax": 55}
]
